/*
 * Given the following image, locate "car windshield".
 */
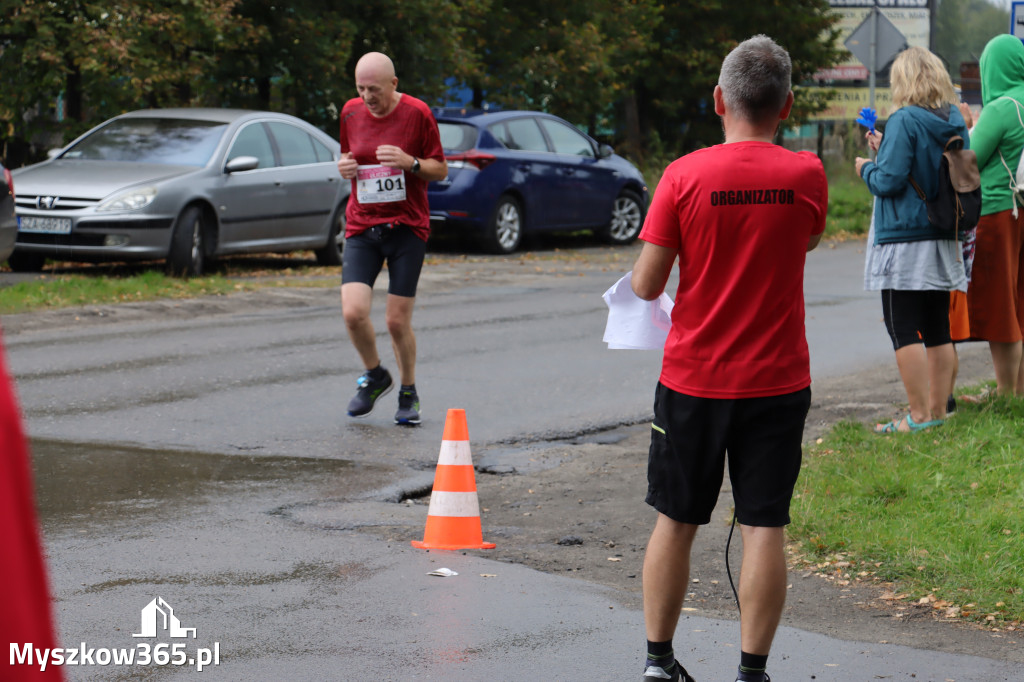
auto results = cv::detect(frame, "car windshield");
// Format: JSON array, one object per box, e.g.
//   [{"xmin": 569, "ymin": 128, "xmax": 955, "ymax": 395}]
[
  {"xmin": 61, "ymin": 118, "xmax": 229, "ymax": 166},
  {"xmin": 438, "ymin": 122, "xmax": 477, "ymax": 152}
]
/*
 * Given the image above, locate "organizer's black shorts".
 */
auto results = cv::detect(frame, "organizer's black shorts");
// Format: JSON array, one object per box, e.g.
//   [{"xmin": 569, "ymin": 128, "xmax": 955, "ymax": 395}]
[
  {"xmin": 342, "ymin": 224, "xmax": 427, "ymax": 298},
  {"xmin": 880, "ymin": 289, "xmax": 952, "ymax": 350},
  {"xmin": 646, "ymin": 382, "xmax": 811, "ymax": 527}
]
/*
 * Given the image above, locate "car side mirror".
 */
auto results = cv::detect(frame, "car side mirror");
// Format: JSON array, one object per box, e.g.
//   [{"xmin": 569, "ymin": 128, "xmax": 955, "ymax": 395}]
[
  {"xmin": 598, "ymin": 143, "xmax": 614, "ymax": 159},
  {"xmin": 225, "ymin": 156, "xmax": 260, "ymax": 173}
]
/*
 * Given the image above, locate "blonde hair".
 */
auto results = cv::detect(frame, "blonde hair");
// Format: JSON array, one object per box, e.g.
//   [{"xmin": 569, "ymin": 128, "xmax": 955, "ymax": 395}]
[{"xmin": 890, "ymin": 47, "xmax": 957, "ymax": 109}]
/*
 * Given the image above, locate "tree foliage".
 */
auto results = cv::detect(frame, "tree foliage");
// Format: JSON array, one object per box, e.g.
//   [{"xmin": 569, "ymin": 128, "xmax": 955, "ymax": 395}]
[
  {"xmin": 637, "ymin": 0, "xmax": 841, "ymax": 151},
  {"xmin": 932, "ymin": 0, "xmax": 1010, "ymax": 74},
  {"xmin": 0, "ymin": 0, "xmax": 262, "ymax": 148},
  {"xmin": 462, "ymin": 0, "xmax": 660, "ymax": 135},
  {"xmin": 0, "ymin": 0, "xmax": 842, "ymax": 165}
]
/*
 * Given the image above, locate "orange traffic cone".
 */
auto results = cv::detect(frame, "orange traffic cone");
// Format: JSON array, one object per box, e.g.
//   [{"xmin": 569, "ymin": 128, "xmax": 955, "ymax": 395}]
[{"xmin": 411, "ymin": 408, "xmax": 495, "ymax": 550}]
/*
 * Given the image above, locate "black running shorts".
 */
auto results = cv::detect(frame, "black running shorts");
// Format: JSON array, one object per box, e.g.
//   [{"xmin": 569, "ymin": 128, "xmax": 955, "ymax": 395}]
[
  {"xmin": 645, "ymin": 382, "xmax": 811, "ymax": 527},
  {"xmin": 341, "ymin": 224, "xmax": 427, "ymax": 298}
]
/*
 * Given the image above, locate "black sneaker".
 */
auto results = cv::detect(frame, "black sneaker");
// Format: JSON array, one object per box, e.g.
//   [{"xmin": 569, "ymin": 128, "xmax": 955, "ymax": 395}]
[
  {"xmin": 735, "ymin": 675, "xmax": 770, "ymax": 682},
  {"xmin": 346, "ymin": 369, "xmax": 393, "ymax": 417},
  {"xmin": 643, "ymin": 660, "xmax": 694, "ymax": 681},
  {"xmin": 394, "ymin": 388, "xmax": 421, "ymax": 426}
]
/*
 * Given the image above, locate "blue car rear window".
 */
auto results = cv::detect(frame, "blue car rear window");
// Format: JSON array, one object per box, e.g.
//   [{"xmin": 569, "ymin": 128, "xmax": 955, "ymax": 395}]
[
  {"xmin": 61, "ymin": 118, "xmax": 229, "ymax": 166},
  {"xmin": 491, "ymin": 118, "xmax": 548, "ymax": 153},
  {"xmin": 438, "ymin": 122, "xmax": 477, "ymax": 152}
]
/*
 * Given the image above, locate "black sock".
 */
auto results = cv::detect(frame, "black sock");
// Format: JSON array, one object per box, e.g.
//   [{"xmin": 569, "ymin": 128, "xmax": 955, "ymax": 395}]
[
  {"xmin": 646, "ymin": 640, "xmax": 675, "ymax": 671},
  {"xmin": 368, "ymin": 364, "xmax": 388, "ymax": 380},
  {"xmin": 737, "ymin": 651, "xmax": 768, "ymax": 681},
  {"xmin": 400, "ymin": 384, "xmax": 416, "ymax": 394}
]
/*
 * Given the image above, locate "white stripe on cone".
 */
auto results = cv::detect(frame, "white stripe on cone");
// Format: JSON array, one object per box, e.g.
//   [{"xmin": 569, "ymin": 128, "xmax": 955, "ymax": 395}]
[
  {"xmin": 427, "ymin": 491, "xmax": 482, "ymax": 518},
  {"xmin": 436, "ymin": 440, "xmax": 472, "ymax": 466}
]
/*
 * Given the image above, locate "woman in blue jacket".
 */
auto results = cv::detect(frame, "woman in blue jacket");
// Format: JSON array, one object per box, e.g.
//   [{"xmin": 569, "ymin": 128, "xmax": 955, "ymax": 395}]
[{"xmin": 855, "ymin": 46, "xmax": 970, "ymax": 433}]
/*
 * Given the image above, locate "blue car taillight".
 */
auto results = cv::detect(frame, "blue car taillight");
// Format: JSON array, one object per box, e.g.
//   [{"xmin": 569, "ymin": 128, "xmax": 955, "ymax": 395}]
[{"xmin": 446, "ymin": 150, "xmax": 496, "ymax": 171}]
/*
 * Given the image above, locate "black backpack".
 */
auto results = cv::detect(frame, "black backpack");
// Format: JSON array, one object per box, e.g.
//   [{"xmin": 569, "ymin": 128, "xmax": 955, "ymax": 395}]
[{"xmin": 908, "ymin": 135, "xmax": 981, "ymax": 238}]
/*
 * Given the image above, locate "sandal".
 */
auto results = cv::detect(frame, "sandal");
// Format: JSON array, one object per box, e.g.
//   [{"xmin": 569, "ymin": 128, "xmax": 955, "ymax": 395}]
[
  {"xmin": 875, "ymin": 413, "xmax": 944, "ymax": 434},
  {"xmin": 958, "ymin": 388, "xmax": 992, "ymax": 405}
]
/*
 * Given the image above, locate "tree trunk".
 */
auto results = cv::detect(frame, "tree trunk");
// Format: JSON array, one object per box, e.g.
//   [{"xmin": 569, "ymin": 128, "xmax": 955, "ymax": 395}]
[
  {"xmin": 176, "ymin": 81, "xmax": 192, "ymax": 106},
  {"xmin": 622, "ymin": 85, "xmax": 642, "ymax": 161},
  {"xmin": 258, "ymin": 76, "xmax": 272, "ymax": 110},
  {"xmin": 64, "ymin": 56, "xmax": 83, "ymax": 122}
]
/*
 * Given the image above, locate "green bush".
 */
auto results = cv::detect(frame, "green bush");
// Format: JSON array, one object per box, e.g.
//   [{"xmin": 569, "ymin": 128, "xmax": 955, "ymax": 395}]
[{"xmin": 825, "ymin": 172, "xmax": 873, "ymax": 239}]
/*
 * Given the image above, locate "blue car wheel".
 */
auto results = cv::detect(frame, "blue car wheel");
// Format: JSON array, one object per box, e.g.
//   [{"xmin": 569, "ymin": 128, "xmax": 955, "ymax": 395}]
[
  {"xmin": 600, "ymin": 190, "xmax": 644, "ymax": 245},
  {"xmin": 485, "ymin": 194, "xmax": 523, "ymax": 254}
]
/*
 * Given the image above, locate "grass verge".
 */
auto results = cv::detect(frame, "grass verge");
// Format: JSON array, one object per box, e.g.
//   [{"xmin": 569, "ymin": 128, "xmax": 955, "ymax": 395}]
[
  {"xmin": 0, "ymin": 270, "xmax": 252, "ymax": 315},
  {"xmin": 824, "ymin": 170, "xmax": 872, "ymax": 240},
  {"xmin": 789, "ymin": 388, "xmax": 1024, "ymax": 630},
  {"xmin": 0, "ymin": 244, "xmax": 643, "ymax": 316}
]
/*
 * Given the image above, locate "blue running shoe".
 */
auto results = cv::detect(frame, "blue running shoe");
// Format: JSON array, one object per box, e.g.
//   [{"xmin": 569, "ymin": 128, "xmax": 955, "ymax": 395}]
[
  {"xmin": 643, "ymin": 660, "xmax": 695, "ymax": 681},
  {"xmin": 394, "ymin": 388, "xmax": 421, "ymax": 425},
  {"xmin": 346, "ymin": 369, "xmax": 393, "ymax": 417}
]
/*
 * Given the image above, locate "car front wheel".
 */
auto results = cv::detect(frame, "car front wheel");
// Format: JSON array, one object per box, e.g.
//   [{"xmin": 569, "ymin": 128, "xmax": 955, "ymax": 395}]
[
  {"xmin": 7, "ymin": 250, "xmax": 46, "ymax": 273},
  {"xmin": 166, "ymin": 205, "xmax": 207, "ymax": 277},
  {"xmin": 315, "ymin": 200, "xmax": 346, "ymax": 266},
  {"xmin": 484, "ymin": 195, "xmax": 523, "ymax": 254},
  {"xmin": 600, "ymin": 189, "xmax": 644, "ymax": 245}
]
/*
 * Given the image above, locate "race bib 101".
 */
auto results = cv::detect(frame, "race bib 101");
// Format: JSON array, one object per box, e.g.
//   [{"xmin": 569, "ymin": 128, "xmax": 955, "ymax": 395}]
[{"xmin": 356, "ymin": 165, "xmax": 407, "ymax": 204}]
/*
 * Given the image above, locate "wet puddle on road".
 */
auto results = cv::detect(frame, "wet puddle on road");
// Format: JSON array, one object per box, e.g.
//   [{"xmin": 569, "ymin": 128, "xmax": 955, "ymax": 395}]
[{"xmin": 30, "ymin": 439, "xmax": 397, "ymax": 530}]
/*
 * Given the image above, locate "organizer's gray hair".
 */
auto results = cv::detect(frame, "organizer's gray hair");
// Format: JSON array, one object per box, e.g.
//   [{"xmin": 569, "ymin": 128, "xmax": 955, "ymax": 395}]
[{"xmin": 718, "ymin": 35, "xmax": 792, "ymax": 124}]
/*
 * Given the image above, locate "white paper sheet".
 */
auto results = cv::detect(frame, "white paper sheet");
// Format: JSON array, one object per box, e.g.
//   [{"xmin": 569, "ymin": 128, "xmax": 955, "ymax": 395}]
[{"xmin": 601, "ymin": 272, "xmax": 674, "ymax": 350}]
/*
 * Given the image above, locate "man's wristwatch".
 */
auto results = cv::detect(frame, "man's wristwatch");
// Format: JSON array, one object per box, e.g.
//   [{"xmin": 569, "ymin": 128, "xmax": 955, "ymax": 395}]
[{"xmin": 411, "ymin": 157, "xmax": 421, "ymax": 174}]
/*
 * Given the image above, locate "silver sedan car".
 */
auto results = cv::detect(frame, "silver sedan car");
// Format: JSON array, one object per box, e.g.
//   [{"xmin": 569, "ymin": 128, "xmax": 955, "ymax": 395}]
[{"xmin": 10, "ymin": 109, "xmax": 348, "ymax": 276}]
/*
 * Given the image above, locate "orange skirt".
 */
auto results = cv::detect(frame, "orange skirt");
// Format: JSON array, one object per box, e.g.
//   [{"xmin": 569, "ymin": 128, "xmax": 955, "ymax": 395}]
[
  {"xmin": 949, "ymin": 290, "xmax": 972, "ymax": 341},
  {"xmin": 966, "ymin": 209, "xmax": 1024, "ymax": 343}
]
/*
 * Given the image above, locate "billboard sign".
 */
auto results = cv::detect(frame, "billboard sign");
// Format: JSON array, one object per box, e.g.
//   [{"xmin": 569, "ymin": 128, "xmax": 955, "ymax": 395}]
[
  {"xmin": 807, "ymin": 87, "xmax": 895, "ymax": 121},
  {"xmin": 844, "ymin": 9, "xmax": 908, "ymax": 75},
  {"xmin": 816, "ymin": 0, "xmax": 931, "ymax": 82}
]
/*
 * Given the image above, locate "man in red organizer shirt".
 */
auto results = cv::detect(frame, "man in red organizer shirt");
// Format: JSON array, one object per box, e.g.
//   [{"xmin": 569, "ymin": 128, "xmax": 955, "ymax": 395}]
[
  {"xmin": 337, "ymin": 52, "xmax": 447, "ymax": 426},
  {"xmin": 1, "ymin": 327, "xmax": 65, "ymax": 681},
  {"xmin": 630, "ymin": 36, "xmax": 827, "ymax": 682}
]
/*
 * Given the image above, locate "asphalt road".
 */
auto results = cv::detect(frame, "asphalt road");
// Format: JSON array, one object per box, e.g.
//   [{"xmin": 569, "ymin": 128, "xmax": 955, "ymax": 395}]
[
  {"xmin": 2, "ymin": 241, "xmax": 1016, "ymax": 681},
  {"xmin": 5, "ymin": 241, "xmax": 893, "ymax": 461},
  {"xmin": 6, "ymin": 253, "xmax": 664, "ymax": 462}
]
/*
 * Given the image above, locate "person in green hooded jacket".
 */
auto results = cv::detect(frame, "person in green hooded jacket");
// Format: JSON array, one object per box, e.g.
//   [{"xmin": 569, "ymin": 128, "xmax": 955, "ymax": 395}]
[{"xmin": 964, "ymin": 34, "xmax": 1024, "ymax": 397}]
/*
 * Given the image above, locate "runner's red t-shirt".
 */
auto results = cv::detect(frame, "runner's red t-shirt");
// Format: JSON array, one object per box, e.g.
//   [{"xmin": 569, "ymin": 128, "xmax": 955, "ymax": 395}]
[
  {"xmin": 339, "ymin": 94, "xmax": 445, "ymax": 241},
  {"xmin": 640, "ymin": 142, "xmax": 828, "ymax": 399}
]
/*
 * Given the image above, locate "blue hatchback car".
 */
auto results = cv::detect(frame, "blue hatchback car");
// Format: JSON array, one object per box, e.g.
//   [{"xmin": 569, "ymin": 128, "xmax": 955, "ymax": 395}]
[{"xmin": 427, "ymin": 110, "xmax": 648, "ymax": 254}]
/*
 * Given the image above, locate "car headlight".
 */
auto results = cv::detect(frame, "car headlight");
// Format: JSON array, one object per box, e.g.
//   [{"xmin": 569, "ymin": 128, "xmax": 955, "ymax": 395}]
[{"xmin": 96, "ymin": 186, "xmax": 158, "ymax": 212}]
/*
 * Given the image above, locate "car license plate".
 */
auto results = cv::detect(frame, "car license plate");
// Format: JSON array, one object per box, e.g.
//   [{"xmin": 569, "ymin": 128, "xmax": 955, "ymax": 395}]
[{"xmin": 19, "ymin": 216, "xmax": 72, "ymax": 234}]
